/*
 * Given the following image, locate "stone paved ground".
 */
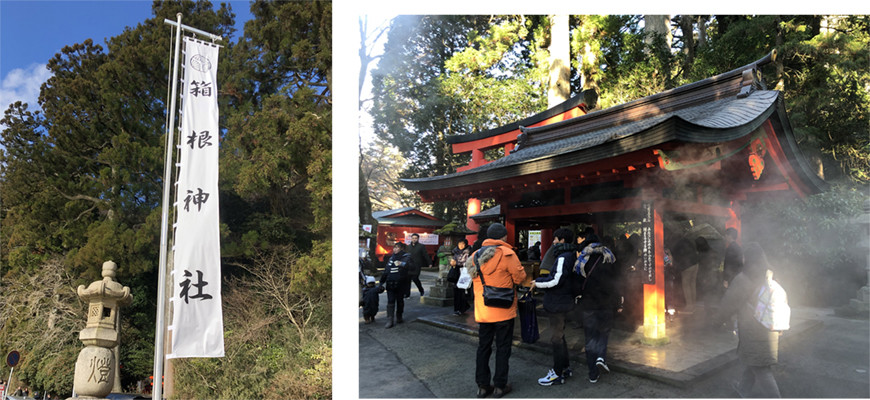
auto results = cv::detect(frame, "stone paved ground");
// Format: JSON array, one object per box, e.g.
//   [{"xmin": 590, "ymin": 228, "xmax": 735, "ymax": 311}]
[{"xmin": 359, "ymin": 270, "xmax": 870, "ymax": 398}]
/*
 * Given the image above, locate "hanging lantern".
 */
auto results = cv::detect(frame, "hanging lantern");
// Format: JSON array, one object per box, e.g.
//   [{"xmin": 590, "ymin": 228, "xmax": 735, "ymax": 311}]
[{"xmin": 748, "ymin": 137, "xmax": 768, "ymax": 180}]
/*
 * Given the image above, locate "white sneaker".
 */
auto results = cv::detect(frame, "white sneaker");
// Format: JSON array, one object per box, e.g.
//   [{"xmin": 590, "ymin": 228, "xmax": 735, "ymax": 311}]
[
  {"xmin": 537, "ymin": 369, "xmax": 565, "ymax": 386},
  {"xmin": 596, "ymin": 357, "xmax": 610, "ymax": 373}
]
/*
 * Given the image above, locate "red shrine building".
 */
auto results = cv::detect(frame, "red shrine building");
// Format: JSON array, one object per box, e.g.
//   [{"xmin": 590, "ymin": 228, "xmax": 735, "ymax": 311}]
[
  {"xmin": 402, "ymin": 52, "xmax": 826, "ymax": 342},
  {"xmin": 372, "ymin": 207, "xmax": 447, "ymax": 264}
]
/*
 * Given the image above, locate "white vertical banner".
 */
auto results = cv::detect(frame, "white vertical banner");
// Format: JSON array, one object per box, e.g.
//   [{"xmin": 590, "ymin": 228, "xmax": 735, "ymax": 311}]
[{"xmin": 169, "ymin": 36, "xmax": 224, "ymax": 358}]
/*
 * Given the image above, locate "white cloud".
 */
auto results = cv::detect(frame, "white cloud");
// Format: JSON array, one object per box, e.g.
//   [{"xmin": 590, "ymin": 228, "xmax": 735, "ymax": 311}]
[{"xmin": 1, "ymin": 63, "xmax": 52, "ymax": 112}]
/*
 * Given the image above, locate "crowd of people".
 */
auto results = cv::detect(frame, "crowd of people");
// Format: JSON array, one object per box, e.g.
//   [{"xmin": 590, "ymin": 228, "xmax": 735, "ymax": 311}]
[
  {"xmin": 0, "ymin": 380, "xmax": 62, "ymax": 400},
  {"xmin": 360, "ymin": 222, "xmax": 784, "ymax": 398}
]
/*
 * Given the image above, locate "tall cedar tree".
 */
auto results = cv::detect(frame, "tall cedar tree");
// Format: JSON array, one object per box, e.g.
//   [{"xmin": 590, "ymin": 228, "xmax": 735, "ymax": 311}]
[{"xmin": 0, "ymin": 0, "xmax": 332, "ymax": 395}]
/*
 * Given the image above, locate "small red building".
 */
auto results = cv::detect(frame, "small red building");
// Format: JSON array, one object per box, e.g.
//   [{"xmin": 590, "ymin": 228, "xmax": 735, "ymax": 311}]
[
  {"xmin": 402, "ymin": 52, "xmax": 826, "ymax": 342},
  {"xmin": 372, "ymin": 207, "xmax": 447, "ymax": 265}
]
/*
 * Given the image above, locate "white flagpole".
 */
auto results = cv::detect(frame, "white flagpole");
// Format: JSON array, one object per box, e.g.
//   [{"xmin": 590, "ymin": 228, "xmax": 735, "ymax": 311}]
[
  {"xmin": 155, "ymin": 15, "xmax": 223, "ymax": 399},
  {"xmin": 155, "ymin": 12, "xmax": 184, "ymax": 400}
]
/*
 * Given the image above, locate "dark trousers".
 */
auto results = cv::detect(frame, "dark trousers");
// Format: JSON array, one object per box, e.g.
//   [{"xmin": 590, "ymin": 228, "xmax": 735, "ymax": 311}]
[
  {"xmin": 412, "ymin": 274, "xmax": 424, "ymax": 294},
  {"xmin": 386, "ymin": 287, "xmax": 404, "ymax": 318},
  {"xmin": 453, "ymin": 286, "xmax": 469, "ymax": 313},
  {"xmin": 549, "ymin": 312, "xmax": 570, "ymax": 375},
  {"xmin": 476, "ymin": 319, "xmax": 514, "ymax": 389},
  {"xmin": 738, "ymin": 365, "xmax": 781, "ymax": 397},
  {"xmin": 581, "ymin": 309, "xmax": 614, "ymax": 378},
  {"xmin": 404, "ymin": 275, "xmax": 424, "ymax": 296}
]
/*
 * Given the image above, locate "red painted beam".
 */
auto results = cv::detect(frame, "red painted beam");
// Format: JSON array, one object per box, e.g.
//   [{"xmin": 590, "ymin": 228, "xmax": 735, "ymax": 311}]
[
  {"xmin": 417, "ymin": 149, "xmax": 662, "ymax": 202},
  {"xmin": 452, "ymin": 106, "xmax": 586, "ymax": 154},
  {"xmin": 506, "ymin": 198, "xmax": 644, "ymax": 219}
]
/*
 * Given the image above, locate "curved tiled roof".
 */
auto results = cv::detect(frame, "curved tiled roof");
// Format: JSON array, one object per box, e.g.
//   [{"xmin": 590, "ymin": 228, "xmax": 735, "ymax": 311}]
[
  {"xmin": 375, "ymin": 215, "xmax": 448, "ymax": 227},
  {"xmin": 470, "ymin": 205, "xmax": 502, "ymax": 220},
  {"xmin": 372, "ymin": 207, "xmax": 416, "ymax": 219},
  {"xmin": 402, "ymin": 52, "xmax": 825, "ymax": 198},
  {"xmin": 404, "ymin": 90, "xmax": 779, "ymax": 191},
  {"xmin": 373, "ymin": 207, "xmax": 448, "ymax": 227}
]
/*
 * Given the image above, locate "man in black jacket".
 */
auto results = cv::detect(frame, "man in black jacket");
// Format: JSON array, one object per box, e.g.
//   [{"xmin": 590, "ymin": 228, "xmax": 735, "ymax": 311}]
[
  {"xmin": 671, "ymin": 234, "xmax": 700, "ymax": 313},
  {"xmin": 406, "ymin": 233, "xmax": 429, "ymax": 298},
  {"xmin": 577, "ymin": 233, "xmax": 621, "ymax": 383},
  {"xmin": 380, "ymin": 243, "xmax": 411, "ymax": 328},
  {"xmin": 722, "ymin": 227, "xmax": 744, "ymax": 288},
  {"xmin": 531, "ymin": 228, "xmax": 577, "ymax": 386}
]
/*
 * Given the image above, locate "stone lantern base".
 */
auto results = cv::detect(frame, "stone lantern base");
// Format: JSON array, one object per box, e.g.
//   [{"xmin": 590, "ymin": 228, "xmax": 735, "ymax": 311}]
[
  {"xmin": 849, "ymin": 286, "xmax": 870, "ymax": 313},
  {"xmin": 71, "ymin": 346, "xmax": 115, "ymax": 399},
  {"xmin": 421, "ymin": 278, "xmax": 454, "ymax": 307}
]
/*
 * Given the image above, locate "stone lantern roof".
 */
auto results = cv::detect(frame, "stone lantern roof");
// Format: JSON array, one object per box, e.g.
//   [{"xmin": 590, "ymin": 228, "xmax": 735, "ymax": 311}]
[{"xmin": 77, "ymin": 261, "xmax": 132, "ymax": 305}]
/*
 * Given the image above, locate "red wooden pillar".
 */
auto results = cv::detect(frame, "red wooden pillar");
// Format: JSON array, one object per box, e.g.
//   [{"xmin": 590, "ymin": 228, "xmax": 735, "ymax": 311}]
[
  {"xmin": 642, "ymin": 205, "xmax": 668, "ymax": 344},
  {"xmin": 463, "ymin": 148, "xmax": 488, "ymax": 244},
  {"xmin": 726, "ymin": 200, "xmax": 742, "ymax": 242},
  {"xmin": 505, "ymin": 218, "xmax": 516, "ymax": 246},
  {"xmin": 466, "ymin": 198, "xmax": 481, "ymax": 244},
  {"xmin": 470, "ymin": 149, "xmax": 485, "ymax": 168},
  {"xmin": 540, "ymin": 228, "xmax": 554, "ymax": 258}
]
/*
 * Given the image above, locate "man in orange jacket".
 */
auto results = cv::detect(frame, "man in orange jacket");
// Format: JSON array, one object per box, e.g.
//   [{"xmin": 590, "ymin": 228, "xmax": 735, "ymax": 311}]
[{"xmin": 467, "ymin": 223, "xmax": 527, "ymax": 398}]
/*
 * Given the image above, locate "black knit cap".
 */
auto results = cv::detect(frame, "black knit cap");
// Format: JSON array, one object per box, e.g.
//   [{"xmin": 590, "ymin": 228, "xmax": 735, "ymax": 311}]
[{"xmin": 487, "ymin": 223, "xmax": 508, "ymax": 239}]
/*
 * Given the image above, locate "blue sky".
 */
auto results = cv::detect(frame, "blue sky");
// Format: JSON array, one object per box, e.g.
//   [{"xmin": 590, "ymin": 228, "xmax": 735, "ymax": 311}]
[{"xmin": 0, "ymin": 0, "xmax": 253, "ymax": 113}]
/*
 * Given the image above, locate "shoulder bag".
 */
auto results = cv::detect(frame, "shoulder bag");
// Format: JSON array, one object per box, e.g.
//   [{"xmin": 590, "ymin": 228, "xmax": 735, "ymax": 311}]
[{"xmin": 474, "ymin": 247, "xmax": 514, "ymax": 308}]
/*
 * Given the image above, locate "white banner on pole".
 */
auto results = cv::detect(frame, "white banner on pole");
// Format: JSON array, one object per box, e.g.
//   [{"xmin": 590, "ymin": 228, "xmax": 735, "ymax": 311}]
[{"xmin": 169, "ymin": 36, "xmax": 224, "ymax": 359}]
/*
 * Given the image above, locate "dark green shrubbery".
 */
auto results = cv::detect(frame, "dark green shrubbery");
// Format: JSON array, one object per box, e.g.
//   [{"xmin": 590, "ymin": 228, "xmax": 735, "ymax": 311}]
[{"xmin": 743, "ymin": 185, "xmax": 868, "ymax": 306}]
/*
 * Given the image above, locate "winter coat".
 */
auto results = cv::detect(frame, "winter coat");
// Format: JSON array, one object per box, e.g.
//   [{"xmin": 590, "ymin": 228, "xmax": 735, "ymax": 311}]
[
  {"xmin": 466, "ymin": 239, "xmax": 527, "ymax": 323},
  {"xmin": 671, "ymin": 237, "xmax": 699, "ymax": 273},
  {"xmin": 723, "ymin": 242, "xmax": 744, "ymax": 283},
  {"xmin": 715, "ymin": 269, "xmax": 779, "ymax": 366},
  {"xmin": 577, "ymin": 243, "xmax": 619, "ymax": 310},
  {"xmin": 407, "ymin": 242, "xmax": 430, "ymax": 276},
  {"xmin": 436, "ymin": 244, "xmax": 454, "ymax": 266},
  {"xmin": 380, "ymin": 251, "xmax": 410, "ymax": 285},
  {"xmin": 528, "ymin": 244, "xmax": 541, "ymax": 261},
  {"xmin": 539, "ymin": 245, "xmax": 557, "ymax": 272},
  {"xmin": 361, "ymin": 285, "xmax": 381, "ymax": 317},
  {"xmin": 534, "ymin": 243, "xmax": 577, "ymax": 314},
  {"xmin": 452, "ymin": 245, "xmax": 470, "ymax": 266}
]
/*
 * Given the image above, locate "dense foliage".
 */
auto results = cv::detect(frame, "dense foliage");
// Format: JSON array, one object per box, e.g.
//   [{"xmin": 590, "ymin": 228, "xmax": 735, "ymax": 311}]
[
  {"xmin": 0, "ymin": 1, "xmax": 331, "ymax": 399},
  {"xmin": 368, "ymin": 15, "xmax": 553, "ymax": 221},
  {"xmin": 743, "ymin": 185, "xmax": 868, "ymax": 306}
]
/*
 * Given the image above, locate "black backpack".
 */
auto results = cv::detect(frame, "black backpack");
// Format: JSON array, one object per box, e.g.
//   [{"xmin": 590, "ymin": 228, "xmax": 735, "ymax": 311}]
[{"xmin": 571, "ymin": 253, "xmax": 603, "ymax": 302}]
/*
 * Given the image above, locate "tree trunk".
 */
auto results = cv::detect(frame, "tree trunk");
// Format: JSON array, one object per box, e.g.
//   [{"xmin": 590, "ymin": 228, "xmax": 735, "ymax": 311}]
[
  {"xmin": 697, "ymin": 15, "xmax": 708, "ymax": 50},
  {"xmin": 679, "ymin": 15, "xmax": 695, "ymax": 79},
  {"xmin": 716, "ymin": 15, "xmax": 735, "ymax": 36},
  {"xmin": 644, "ymin": 15, "xmax": 672, "ymax": 51},
  {"xmin": 358, "ymin": 16, "xmax": 382, "ymax": 258},
  {"xmin": 547, "ymin": 15, "xmax": 571, "ymax": 108},
  {"xmin": 577, "ymin": 17, "xmax": 600, "ymax": 103},
  {"xmin": 812, "ymin": 15, "xmax": 822, "ymax": 36},
  {"xmin": 774, "ymin": 15, "xmax": 785, "ymax": 91},
  {"xmin": 359, "ymin": 158, "xmax": 379, "ymax": 262}
]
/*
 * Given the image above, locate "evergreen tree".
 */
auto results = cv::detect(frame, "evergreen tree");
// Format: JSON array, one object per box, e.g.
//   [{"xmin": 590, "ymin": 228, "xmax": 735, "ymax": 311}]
[
  {"xmin": 0, "ymin": 1, "xmax": 332, "ymax": 396},
  {"xmin": 370, "ymin": 15, "xmax": 553, "ymax": 221}
]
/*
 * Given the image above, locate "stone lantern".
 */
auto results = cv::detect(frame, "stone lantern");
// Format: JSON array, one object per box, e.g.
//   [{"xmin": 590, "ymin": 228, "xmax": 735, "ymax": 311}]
[
  {"xmin": 71, "ymin": 261, "xmax": 132, "ymax": 399},
  {"xmin": 422, "ymin": 221, "xmax": 475, "ymax": 307}
]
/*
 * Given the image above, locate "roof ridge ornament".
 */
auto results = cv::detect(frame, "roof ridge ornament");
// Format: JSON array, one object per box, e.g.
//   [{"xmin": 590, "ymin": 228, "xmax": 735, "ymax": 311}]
[
  {"xmin": 512, "ymin": 127, "xmax": 530, "ymax": 154},
  {"xmin": 738, "ymin": 49, "xmax": 776, "ymax": 98}
]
